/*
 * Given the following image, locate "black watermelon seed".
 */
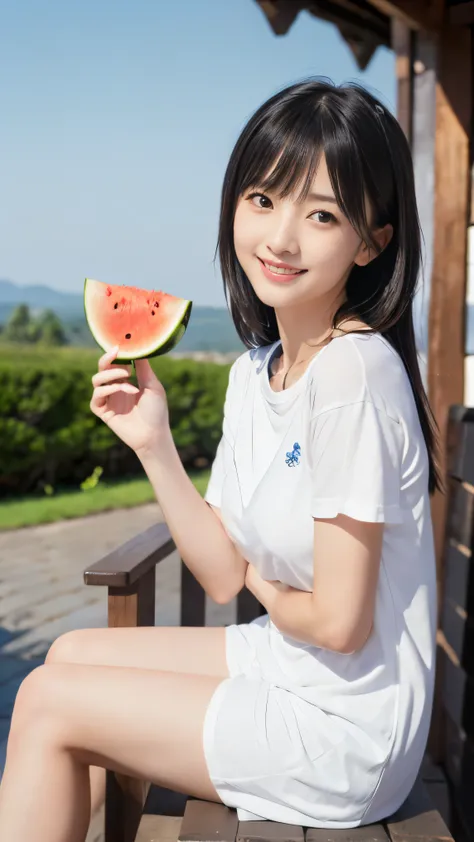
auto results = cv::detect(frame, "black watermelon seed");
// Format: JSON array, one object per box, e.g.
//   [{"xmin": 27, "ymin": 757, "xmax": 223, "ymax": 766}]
[
  {"xmin": 114, "ymin": 302, "xmax": 118, "ymax": 309},
  {"xmin": 125, "ymin": 333, "xmax": 131, "ymax": 339},
  {"xmin": 151, "ymin": 310, "xmax": 155, "ymax": 315},
  {"xmin": 154, "ymin": 301, "xmax": 159, "ymax": 307}
]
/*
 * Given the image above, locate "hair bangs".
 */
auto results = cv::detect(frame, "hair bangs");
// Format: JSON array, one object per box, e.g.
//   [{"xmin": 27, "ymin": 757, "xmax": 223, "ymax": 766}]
[{"xmin": 238, "ymin": 106, "xmax": 326, "ymax": 205}]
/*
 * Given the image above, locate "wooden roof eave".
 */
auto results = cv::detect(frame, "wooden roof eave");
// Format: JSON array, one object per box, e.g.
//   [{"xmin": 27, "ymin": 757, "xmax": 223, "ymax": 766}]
[
  {"xmin": 367, "ymin": 0, "xmax": 444, "ymax": 31},
  {"xmin": 255, "ymin": 1, "xmax": 446, "ymax": 70},
  {"xmin": 255, "ymin": 0, "xmax": 390, "ymax": 70}
]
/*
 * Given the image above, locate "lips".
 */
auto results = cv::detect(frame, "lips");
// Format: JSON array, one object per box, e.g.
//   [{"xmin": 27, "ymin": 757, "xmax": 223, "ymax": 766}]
[{"xmin": 257, "ymin": 257, "xmax": 307, "ymax": 282}]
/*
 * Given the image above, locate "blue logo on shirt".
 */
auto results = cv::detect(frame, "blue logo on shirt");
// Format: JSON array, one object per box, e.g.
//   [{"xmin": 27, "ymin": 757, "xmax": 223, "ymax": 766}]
[{"xmin": 285, "ymin": 442, "xmax": 301, "ymax": 467}]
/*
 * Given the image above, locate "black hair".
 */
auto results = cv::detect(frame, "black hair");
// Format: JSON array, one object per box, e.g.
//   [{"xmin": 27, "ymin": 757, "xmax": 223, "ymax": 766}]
[{"xmin": 215, "ymin": 77, "xmax": 441, "ymax": 494}]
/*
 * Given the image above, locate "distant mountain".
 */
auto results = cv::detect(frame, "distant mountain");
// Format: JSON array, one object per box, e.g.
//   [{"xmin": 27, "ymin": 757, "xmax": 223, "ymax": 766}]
[
  {"xmin": 0, "ymin": 279, "xmax": 83, "ymax": 313},
  {"xmin": 2, "ymin": 278, "xmax": 473, "ymax": 356},
  {"xmin": 0, "ymin": 279, "xmax": 245, "ymax": 353}
]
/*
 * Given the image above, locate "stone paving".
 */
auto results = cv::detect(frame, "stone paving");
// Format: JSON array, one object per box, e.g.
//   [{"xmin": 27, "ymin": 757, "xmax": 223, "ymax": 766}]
[{"xmin": 0, "ymin": 503, "xmax": 233, "ymax": 779}]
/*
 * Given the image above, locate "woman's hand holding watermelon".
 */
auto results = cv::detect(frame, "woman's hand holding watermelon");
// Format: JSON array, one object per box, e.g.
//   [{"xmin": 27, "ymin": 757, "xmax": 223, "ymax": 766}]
[{"xmin": 90, "ymin": 346, "xmax": 170, "ymax": 455}]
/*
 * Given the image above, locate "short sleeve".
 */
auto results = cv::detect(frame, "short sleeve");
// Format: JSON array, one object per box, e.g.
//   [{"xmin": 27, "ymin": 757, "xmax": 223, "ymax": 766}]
[
  {"xmin": 310, "ymin": 400, "xmax": 404, "ymax": 523},
  {"xmin": 204, "ymin": 357, "xmax": 239, "ymax": 508}
]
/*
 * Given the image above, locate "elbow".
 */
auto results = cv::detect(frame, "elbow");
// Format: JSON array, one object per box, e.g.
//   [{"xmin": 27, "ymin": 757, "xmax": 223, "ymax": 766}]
[
  {"xmin": 319, "ymin": 622, "xmax": 373, "ymax": 655},
  {"xmin": 211, "ymin": 588, "xmax": 235, "ymax": 606},
  {"xmin": 209, "ymin": 575, "xmax": 246, "ymax": 605}
]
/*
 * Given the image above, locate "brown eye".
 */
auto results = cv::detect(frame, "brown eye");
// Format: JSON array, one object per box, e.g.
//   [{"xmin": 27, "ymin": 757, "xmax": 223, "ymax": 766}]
[
  {"xmin": 248, "ymin": 192, "xmax": 272, "ymax": 209},
  {"xmin": 311, "ymin": 210, "xmax": 335, "ymax": 224}
]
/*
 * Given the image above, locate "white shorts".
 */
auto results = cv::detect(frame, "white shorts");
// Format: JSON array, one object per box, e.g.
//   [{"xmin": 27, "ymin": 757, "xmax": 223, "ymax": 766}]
[{"xmin": 201, "ymin": 616, "xmax": 387, "ymax": 828}]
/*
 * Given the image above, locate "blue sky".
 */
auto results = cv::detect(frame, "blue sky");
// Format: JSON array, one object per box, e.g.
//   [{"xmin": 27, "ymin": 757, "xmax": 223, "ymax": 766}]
[{"xmin": 0, "ymin": 0, "xmax": 396, "ymax": 307}]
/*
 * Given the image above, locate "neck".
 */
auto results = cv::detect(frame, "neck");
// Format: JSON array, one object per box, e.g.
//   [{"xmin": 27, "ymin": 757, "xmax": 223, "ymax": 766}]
[{"xmin": 274, "ymin": 294, "xmax": 343, "ymax": 367}]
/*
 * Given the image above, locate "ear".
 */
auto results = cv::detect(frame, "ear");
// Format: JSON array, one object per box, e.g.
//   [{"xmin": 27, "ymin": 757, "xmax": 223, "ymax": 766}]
[{"xmin": 354, "ymin": 223, "xmax": 393, "ymax": 267}]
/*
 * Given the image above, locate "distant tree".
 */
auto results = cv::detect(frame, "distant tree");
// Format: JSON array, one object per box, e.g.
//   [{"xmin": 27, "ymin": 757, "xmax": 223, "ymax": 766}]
[
  {"xmin": 2, "ymin": 304, "xmax": 67, "ymax": 345},
  {"xmin": 3, "ymin": 304, "xmax": 37, "ymax": 343},
  {"xmin": 36, "ymin": 309, "xmax": 68, "ymax": 346}
]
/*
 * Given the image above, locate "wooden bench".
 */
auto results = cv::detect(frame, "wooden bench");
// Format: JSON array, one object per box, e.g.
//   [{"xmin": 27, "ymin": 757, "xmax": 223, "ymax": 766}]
[
  {"xmin": 436, "ymin": 405, "xmax": 474, "ymax": 842},
  {"xmin": 84, "ymin": 480, "xmax": 457, "ymax": 842}
]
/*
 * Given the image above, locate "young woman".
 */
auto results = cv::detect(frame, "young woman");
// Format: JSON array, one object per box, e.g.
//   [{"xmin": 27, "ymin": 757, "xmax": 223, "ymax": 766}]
[{"xmin": 0, "ymin": 78, "xmax": 439, "ymax": 840}]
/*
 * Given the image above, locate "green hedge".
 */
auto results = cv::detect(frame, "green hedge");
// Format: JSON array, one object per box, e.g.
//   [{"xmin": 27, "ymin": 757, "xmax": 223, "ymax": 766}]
[{"xmin": 0, "ymin": 343, "xmax": 231, "ymax": 497}]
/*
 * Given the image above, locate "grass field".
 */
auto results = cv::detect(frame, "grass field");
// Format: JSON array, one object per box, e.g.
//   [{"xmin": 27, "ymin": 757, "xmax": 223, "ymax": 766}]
[
  {"xmin": 0, "ymin": 340, "xmax": 101, "ymax": 368},
  {"xmin": 0, "ymin": 470, "xmax": 211, "ymax": 531}
]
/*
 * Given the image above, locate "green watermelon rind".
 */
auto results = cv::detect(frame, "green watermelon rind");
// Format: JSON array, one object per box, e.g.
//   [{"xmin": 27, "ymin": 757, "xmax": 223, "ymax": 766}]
[{"xmin": 83, "ymin": 278, "xmax": 192, "ymax": 362}]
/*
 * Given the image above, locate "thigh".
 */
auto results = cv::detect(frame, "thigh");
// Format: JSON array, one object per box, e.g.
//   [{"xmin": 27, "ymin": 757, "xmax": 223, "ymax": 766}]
[
  {"xmin": 15, "ymin": 663, "xmax": 224, "ymax": 802},
  {"xmin": 46, "ymin": 626, "xmax": 228, "ymax": 678}
]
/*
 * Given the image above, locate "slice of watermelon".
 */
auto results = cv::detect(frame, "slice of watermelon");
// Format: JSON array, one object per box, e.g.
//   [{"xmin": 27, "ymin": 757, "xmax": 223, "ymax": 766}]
[{"xmin": 84, "ymin": 278, "xmax": 192, "ymax": 362}]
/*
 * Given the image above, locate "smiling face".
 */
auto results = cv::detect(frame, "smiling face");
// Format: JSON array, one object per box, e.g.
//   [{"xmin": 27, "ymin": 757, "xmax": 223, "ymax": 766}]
[{"xmin": 233, "ymin": 153, "xmax": 389, "ymax": 315}]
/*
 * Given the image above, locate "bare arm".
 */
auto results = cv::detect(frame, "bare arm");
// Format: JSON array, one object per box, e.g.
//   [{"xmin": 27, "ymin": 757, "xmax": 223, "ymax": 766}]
[
  {"xmin": 137, "ymin": 431, "xmax": 247, "ymax": 604},
  {"xmin": 90, "ymin": 348, "xmax": 247, "ymax": 605},
  {"xmin": 245, "ymin": 514, "xmax": 383, "ymax": 653}
]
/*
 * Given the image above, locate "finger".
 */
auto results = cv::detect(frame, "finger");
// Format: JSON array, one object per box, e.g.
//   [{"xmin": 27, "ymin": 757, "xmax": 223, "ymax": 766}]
[
  {"xmin": 92, "ymin": 367, "xmax": 132, "ymax": 388},
  {"xmin": 134, "ymin": 358, "xmax": 158, "ymax": 389},
  {"xmin": 91, "ymin": 382, "xmax": 139, "ymax": 410},
  {"xmin": 98, "ymin": 345, "xmax": 120, "ymax": 371},
  {"xmin": 95, "ymin": 382, "xmax": 139, "ymax": 399}
]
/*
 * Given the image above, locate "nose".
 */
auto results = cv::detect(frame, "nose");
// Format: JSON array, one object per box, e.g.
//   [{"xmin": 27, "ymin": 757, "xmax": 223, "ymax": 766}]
[{"xmin": 265, "ymin": 214, "xmax": 299, "ymax": 257}]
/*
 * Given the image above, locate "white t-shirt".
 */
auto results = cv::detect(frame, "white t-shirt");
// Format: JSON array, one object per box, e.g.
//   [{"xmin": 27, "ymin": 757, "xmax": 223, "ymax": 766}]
[{"xmin": 204, "ymin": 332, "xmax": 437, "ymax": 824}]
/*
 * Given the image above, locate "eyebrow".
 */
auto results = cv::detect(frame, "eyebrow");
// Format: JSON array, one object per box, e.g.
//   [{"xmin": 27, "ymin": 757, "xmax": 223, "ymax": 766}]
[{"xmin": 305, "ymin": 191, "xmax": 338, "ymax": 204}]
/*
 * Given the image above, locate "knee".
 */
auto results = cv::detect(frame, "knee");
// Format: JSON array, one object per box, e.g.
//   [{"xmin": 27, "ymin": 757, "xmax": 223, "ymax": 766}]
[
  {"xmin": 46, "ymin": 629, "xmax": 88, "ymax": 665},
  {"xmin": 10, "ymin": 665, "xmax": 56, "ymax": 737}
]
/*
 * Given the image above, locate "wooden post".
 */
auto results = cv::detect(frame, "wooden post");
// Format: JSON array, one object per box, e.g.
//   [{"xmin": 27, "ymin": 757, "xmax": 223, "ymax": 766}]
[
  {"xmin": 428, "ymin": 24, "xmax": 471, "ymax": 598},
  {"xmin": 427, "ymin": 23, "xmax": 472, "ymax": 760},
  {"xmin": 391, "ymin": 16, "xmax": 413, "ymax": 144}
]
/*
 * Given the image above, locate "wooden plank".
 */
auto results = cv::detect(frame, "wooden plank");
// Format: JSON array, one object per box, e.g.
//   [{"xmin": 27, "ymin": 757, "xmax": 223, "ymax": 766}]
[
  {"xmin": 136, "ymin": 815, "xmax": 182, "ymax": 842},
  {"xmin": 105, "ymin": 773, "xmax": 150, "ymax": 842},
  {"xmin": 449, "ymin": 1, "xmax": 474, "ymax": 27},
  {"xmin": 439, "ymin": 640, "xmax": 474, "ymax": 747},
  {"xmin": 180, "ymin": 562, "xmax": 206, "ymax": 627},
  {"xmin": 108, "ymin": 566, "xmax": 156, "ymax": 628},
  {"xmin": 440, "ymin": 645, "xmax": 465, "ymax": 731},
  {"xmin": 238, "ymin": 822, "xmax": 303, "ymax": 842},
  {"xmin": 445, "ymin": 708, "xmax": 468, "ymax": 790},
  {"xmin": 443, "ymin": 540, "xmax": 471, "ymax": 613},
  {"xmin": 84, "ymin": 522, "xmax": 175, "ymax": 587},
  {"xmin": 441, "ymin": 596, "xmax": 474, "ymax": 678},
  {"xmin": 307, "ymin": 825, "xmax": 388, "ymax": 842},
  {"xmin": 254, "ymin": 0, "xmax": 300, "ymax": 36},
  {"xmin": 444, "ymin": 478, "xmax": 474, "ymax": 548},
  {"xmin": 384, "ymin": 775, "xmax": 454, "ymax": 842},
  {"xmin": 456, "ymin": 426, "xmax": 474, "ymax": 487},
  {"xmin": 367, "ymin": 0, "xmax": 442, "ymax": 31},
  {"xmin": 442, "ymin": 597, "xmax": 466, "ymax": 667},
  {"xmin": 446, "ymin": 407, "xmax": 474, "ymax": 480},
  {"xmin": 444, "ymin": 712, "xmax": 474, "ymax": 840},
  {"xmin": 446, "ymin": 412, "xmax": 466, "ymax": 480},
  {"xmin": 179, "ymin": 800, "xmax": 238, "ymax": 842}
]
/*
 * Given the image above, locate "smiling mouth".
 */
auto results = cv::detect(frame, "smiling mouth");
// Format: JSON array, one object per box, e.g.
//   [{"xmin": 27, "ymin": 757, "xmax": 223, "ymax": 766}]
[{"xmin": 258, "ymin": 258, "xmax": 307, "ymax": 276}]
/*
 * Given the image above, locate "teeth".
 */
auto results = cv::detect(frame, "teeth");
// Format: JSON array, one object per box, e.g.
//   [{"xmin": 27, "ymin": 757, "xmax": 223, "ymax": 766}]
[{"xmin": 264, "ymin": 262, "xmax": 302, "ymax": 275}]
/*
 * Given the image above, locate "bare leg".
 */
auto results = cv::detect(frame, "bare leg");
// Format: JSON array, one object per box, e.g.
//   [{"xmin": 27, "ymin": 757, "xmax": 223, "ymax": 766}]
[
  {"xmin": 45, "ymin": 626, "xmax": 228, "ymax": 815},
  {"xmin": 0, "ymin": 661, "xmax": 226, "ymax": 842}
]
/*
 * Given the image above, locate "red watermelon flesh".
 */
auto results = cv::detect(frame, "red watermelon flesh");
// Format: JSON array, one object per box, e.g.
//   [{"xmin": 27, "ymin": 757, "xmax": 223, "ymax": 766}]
[{"xmin": 84, "ymin": 278, "xmax": 192, "ymax": 361}]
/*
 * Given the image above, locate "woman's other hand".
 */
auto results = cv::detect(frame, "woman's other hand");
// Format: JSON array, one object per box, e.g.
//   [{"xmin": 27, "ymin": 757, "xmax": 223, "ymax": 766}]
[{"xmin": 244, "ymin": 563, "xmax": 290, "ymax": 611}]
